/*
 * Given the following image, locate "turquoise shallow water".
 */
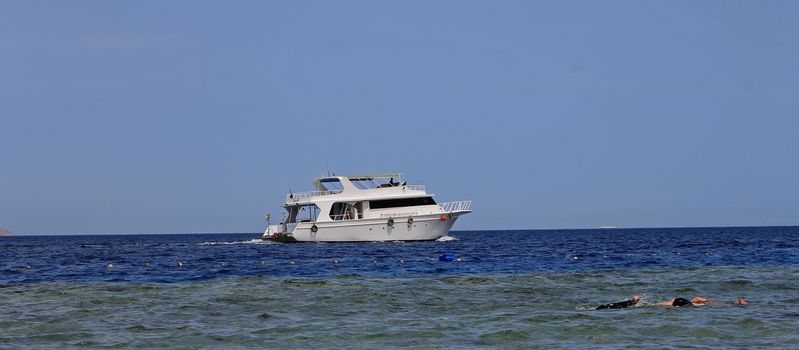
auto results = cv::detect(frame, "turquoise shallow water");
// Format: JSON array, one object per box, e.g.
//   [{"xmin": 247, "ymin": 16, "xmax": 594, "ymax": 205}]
[
  {"xmin": 2, "ymin": 228, "xmax": 799, "ymax": 348},
  {"xmin": 2, "ymin": 266, "xmax": 798, "ymax": 349}
]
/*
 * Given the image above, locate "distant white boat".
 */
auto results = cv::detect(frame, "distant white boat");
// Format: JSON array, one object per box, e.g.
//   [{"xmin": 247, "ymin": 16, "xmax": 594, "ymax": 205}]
[
  {"xmin": 262, "ymin": 173, "xmax": 472, "ymax": 242},
  {"xmin": 599, "ymin": 225, "xmax": 617, "ymax": 229}
]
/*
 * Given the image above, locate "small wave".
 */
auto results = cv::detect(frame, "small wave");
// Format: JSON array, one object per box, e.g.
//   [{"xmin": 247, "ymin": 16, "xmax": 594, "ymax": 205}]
[
  {"xmin": 199, "ymin": 239, "xmax": 273, "ymax": 246},
  {"xmin": 437, "ymin": 236, "xmax": 458, "ymax": 242}
]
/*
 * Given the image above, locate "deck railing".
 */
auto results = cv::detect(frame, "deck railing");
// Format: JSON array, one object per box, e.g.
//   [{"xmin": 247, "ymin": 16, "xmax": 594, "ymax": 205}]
[
  {"xmin": 286, "ymin": 184, "xmax": 426, "ymax": 201},
  {"xmin": 287, "ymin": 190, "xmax": 343, "ymax": 201},
  {"xmin": 405, "ymin": 185, "xmax": 425, "ymax": 192},
  {"xmin": 439, "ymin": 201, "xmax": 472, "ymax": 213}
]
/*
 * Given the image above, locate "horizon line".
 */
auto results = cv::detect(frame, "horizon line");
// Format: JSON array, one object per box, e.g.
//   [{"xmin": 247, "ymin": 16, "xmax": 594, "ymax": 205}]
[{"xmin": 4, "ymin": 224, "xmax": 797, "ymax": 236}]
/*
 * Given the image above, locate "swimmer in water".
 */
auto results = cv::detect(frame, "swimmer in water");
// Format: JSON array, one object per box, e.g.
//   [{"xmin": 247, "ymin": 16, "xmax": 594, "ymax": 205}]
[
  {"xmin": 595, "ymin": 295, "xmax": 641, "ymax": 310},
  {"xmin": 656, "ymin": 297, "xmax": 695, "ymax": 307},
  {"xmin": 596, "ymin": 295, "xmax": 747, "ymax": 309},
  {"xmin": 655, "ymin": 296, "xmax": 748, "ymax": 307}
]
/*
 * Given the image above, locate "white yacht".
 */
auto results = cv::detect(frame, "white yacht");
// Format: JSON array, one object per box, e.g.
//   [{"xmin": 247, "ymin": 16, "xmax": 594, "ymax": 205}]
[{"xmin": 262, "ymin": 173, "xmax": 471, "ymax": 242}]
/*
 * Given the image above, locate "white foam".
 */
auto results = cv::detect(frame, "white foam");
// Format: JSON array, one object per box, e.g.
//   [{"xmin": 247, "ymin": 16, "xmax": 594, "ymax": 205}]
[
  {"xmin": 199, "ymin": 239, "xmax": 274, "ymax": 246},
  {"xmin": 436, "ymin": 236, "xmax": 458, "ymax": 242}
]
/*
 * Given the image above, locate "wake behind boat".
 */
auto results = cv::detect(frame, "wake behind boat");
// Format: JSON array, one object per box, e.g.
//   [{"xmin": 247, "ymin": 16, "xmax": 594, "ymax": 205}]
[{"xmin": 262, "ymin": 173, "xmax": 471, "ymax": 242}]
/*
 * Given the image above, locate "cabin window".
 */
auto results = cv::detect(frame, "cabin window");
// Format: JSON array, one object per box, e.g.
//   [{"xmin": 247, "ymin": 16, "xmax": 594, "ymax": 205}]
[
  {"xmin": 285, "ymin": 204, "xmax": 320, "ymax": 223},
  {"xmin": 329, "ymin": 202, "xmax": 361, "ymax": 220},
  {"xmin": 369, "ymin": 197, "xmax": 436, "ymax": 210},
  {"xmin": 319, "ymin": 178, "xmax": 344, "ymax": 192},
  {"xmin": 350, "ymin": 176, "xmax": 405, "ymax": 189}
]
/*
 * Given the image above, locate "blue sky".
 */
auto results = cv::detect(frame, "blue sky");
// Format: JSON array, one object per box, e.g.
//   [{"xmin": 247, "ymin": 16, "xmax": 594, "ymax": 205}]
[{"xmin": 1, "ymin": 1, "xmax": 797, "ymax": 234}]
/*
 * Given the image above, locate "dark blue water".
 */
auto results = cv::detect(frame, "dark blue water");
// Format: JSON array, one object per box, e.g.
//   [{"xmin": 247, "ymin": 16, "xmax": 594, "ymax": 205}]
[
  {"xmin": 2, "ymin": 227, "xmax": 797, "ymax": 284},
  {"xmin": 2, "ymin": 227, "xmax": 799, "ymax": 349}
]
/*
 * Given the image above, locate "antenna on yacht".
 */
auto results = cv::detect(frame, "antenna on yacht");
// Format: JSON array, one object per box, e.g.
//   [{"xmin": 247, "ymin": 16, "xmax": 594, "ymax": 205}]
[{"xmin": 288, "ymin": 187, "xmax": 293, "ymax": 199}]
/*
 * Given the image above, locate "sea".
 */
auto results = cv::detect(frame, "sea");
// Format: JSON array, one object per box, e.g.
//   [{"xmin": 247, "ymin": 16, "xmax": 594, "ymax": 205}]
[{"xmin": 1, "ymin": 226, "xmax": 798, "ymax": 349}]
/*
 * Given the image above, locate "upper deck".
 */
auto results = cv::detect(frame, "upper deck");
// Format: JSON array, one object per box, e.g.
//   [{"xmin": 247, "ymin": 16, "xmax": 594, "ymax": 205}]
[{"xmin": 285, "ymin": 173, "xmax": 428, "ymax": 203}]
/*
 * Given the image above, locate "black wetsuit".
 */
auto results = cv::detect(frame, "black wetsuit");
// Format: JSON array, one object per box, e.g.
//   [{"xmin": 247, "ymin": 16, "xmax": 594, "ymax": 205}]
[
  {"xmin": 672, "ymin": 297, "xmax": 693, "ymax": 307},
  {"xmin": 596, "ymin": 298, "xmax": 638, "ymax": 310}
]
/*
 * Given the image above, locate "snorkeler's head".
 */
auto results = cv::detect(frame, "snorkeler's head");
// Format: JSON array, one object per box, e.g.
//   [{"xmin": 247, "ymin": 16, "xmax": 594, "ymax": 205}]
[{"xmin": 672, "ymin": 298, "xmax": 693, "ymax": 307}]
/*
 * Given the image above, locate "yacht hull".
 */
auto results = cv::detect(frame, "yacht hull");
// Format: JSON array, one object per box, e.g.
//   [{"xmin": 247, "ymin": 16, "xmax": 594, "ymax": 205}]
[{"xmin": 262, "ymin": 212, "xmax": 466, "ymax": 242}]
